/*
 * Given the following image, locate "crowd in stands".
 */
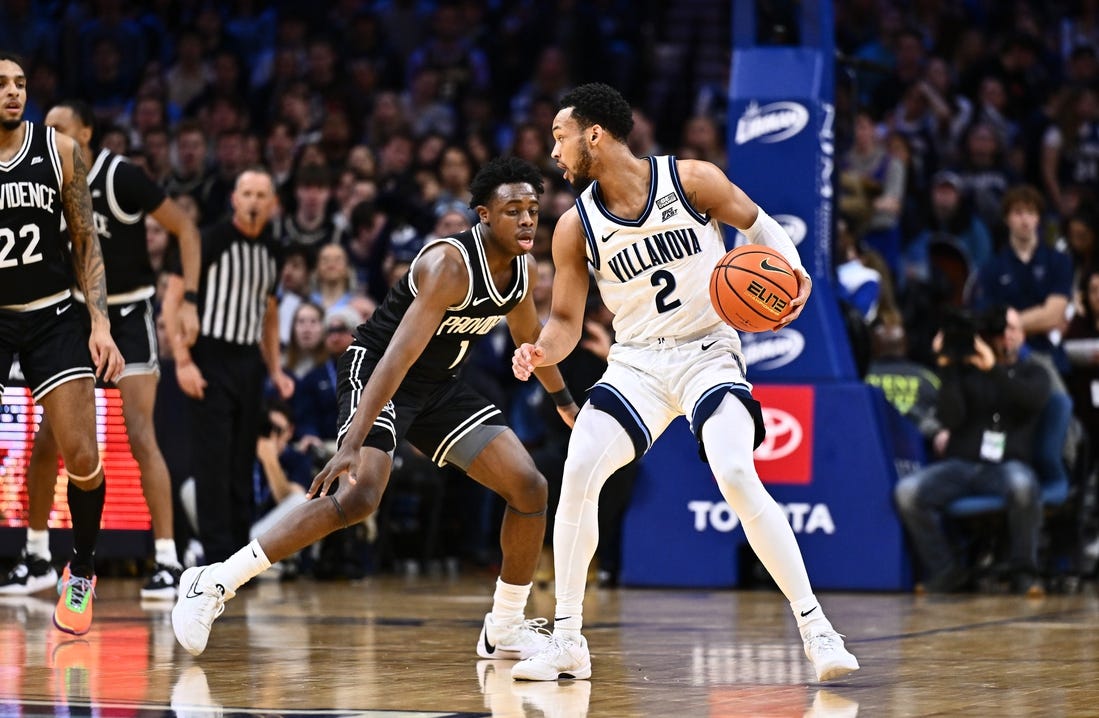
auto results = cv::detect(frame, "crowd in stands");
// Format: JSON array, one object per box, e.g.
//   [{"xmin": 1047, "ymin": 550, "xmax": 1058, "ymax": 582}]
[{"xmin": 4, "ymin": 0, "xmax": 1099, "ymax": 588}]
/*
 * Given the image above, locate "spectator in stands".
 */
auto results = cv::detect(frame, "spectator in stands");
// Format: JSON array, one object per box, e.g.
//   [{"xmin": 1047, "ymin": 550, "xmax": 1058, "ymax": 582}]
[
  {"xmin": 293, "ymin": 305, "xmax": 361, "ymax": 463},
  {"xmin": 953, "ymin": 121, "xmax": 1018, "ymax": 237},
  {"xmin": 1064, "ymin": 267, "xmax": 1099, "ymax": 466},
  {"xmin": 902, "ymin": 170, "xmax": 992, "ymax": 293},
  {"xmin": 865, "ymin": 321, "xmax": 943, "ymax": 450},
  {"xmin": 251, "ymin": 399, "xmax": 313, "ymax": 547},
  {"xmin": 971, "ymin": 185, "xmax": 1073, "ymax": 374},
  {"xmin": 894, "ymin": 306, "xmax": 1049, "ymax": 595},
  {"xmin": 284, "ymin": 301, "xmax": 327, "ymax": 380},
  {"xmin": 310, "ymin": 243, "xmax": 357, "ymax": 314},
  {"xmin": 1061, "ymin": 207, "xmax": 1099, "ymax": 315},
  {"xmin": 278, "ymin": 163, "xmax": 341, "ymax": 251},
  {"xmin": 842, "ymin": 109, "xmax": 906, "ymax": 276}
]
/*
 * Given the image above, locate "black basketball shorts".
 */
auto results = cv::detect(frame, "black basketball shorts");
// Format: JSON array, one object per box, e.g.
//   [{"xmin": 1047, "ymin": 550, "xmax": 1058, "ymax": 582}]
[
  {"xmin": 86, "ymin": 298, "xmax": 158, "ymax": 379},
  {"xmin": 0, "ymin": 297, "xmax": 95, "ymax": 401},
  {"xmin": 335, "ymin": 343, "xmax": 508, "ymax": 468}
]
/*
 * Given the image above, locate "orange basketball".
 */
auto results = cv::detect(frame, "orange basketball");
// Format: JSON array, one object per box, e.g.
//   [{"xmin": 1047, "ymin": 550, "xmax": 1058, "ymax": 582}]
[{"xmin": 709, "ymin": 245, "xmax": 799, "ymax": 332}]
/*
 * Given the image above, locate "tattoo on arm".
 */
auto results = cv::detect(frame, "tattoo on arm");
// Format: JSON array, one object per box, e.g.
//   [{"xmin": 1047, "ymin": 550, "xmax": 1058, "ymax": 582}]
[{"xmin": 63, "ymin": 145, "xmax": 109, "ymax": 321}]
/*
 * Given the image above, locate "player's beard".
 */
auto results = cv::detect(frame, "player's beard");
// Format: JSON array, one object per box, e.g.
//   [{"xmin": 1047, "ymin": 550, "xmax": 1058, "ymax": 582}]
[
  {"xmin": 1, "ymin": 118, "xmax": 22, "ymax": 131},
  {"xmin": 567, "ymin": 145, "xmax": 595, "ymax": 193}
]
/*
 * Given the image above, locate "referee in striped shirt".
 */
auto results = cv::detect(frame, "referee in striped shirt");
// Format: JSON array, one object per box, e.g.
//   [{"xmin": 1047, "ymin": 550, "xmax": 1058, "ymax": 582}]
[{"xmin": 163, "ymin": 167, "xmax": 294, "ymax": 563}]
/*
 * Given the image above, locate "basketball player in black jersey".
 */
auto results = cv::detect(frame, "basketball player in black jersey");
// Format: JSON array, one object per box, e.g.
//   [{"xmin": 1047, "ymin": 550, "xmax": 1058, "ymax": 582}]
[
  {"xmin": 172, "ymin": 157, "xmax": 580, "ymax": 659},
  {"xmin": 0, "ymin": 54, "xmax": 124, "ymax": 635},
  {"xmin": 0, "ymin": 100, "xmax": 202, "ymax": 601}
]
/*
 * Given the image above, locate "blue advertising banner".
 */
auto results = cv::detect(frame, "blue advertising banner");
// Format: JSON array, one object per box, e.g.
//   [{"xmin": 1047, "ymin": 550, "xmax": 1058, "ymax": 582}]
[
  {"xmin": 727, "ymin": 0, "xmax": 856, "ymax": 382},
  {"xmin": 621, "ymin": 384, "xmax": 912, "ymax": 591}
]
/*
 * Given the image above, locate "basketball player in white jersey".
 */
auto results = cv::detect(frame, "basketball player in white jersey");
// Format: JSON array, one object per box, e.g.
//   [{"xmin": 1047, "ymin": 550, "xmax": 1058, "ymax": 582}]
[{"xmin": 511, "ymin": 83, "xmax": 859, "ymax": 682}]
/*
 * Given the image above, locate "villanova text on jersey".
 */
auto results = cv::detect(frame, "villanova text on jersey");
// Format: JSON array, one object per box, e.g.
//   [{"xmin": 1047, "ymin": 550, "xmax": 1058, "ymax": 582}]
[
  {"xmin": 575, "ymin": 155, "xmax": 728, "ymax": 345},
  {"xmin": 605, "ymin": 227, "xmax": 704, "ymax": 282}
]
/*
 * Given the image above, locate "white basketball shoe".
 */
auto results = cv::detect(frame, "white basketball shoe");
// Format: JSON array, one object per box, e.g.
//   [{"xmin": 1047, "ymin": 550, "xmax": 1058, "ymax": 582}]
[
  {"xmin": 172, "ymin": 564, "xmax": 235, "ymax": 656},
  {"xmin": 511, "ymin": 634, "xmax": 591, "ymax": 680},
  {"xmin": 476, "ymin": 612, "xmax": 551, "ymax": 660},
  {"xmin": 802, "ymin": 628, "xmax": 860, "ymax": 682}
]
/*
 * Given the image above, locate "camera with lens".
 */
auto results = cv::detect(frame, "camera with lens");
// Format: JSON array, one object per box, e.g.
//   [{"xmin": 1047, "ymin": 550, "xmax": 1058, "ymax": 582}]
[{"xmin": 939, "ymin": 308, "xmax": 979, "ymax": 362}]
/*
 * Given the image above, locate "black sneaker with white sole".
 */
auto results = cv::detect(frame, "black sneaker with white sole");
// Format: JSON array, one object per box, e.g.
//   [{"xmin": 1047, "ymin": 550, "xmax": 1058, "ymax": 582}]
[
  {"xmin": 0, "ymin": 551, "xmax": 57, "ymax": 595},
  {"xmin": 141, "ymin": 563, "xmax": 183, "ymax": 600}
]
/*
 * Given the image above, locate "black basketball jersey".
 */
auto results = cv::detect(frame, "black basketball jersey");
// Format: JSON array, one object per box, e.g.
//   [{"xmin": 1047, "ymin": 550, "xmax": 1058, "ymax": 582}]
[
  {"xmin": 356, "ymin": 225, "xmax": 529, "ymax": 382},
  {"xmin": 70, "ymin": 149, "xmax": 165, "ymax": 300},
  {"xmin": 0, "ymin": 122, "xmax": 70, "ymax": 308}
]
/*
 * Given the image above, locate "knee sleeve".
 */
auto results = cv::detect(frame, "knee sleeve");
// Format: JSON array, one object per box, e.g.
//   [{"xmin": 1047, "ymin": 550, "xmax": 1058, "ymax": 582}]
[
  {"xmin": 559, "ymin": 409, "xmax": 635, "ymax": 512},
  {"xmin": 701, "ymin": 395, "xmax": 771, "ymax": 519}
]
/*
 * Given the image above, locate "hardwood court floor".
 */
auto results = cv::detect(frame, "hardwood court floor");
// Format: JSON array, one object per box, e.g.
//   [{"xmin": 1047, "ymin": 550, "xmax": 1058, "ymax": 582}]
[{"xmin": 2, "ymin": 573, "xmax": 1098, "ymax": 717}]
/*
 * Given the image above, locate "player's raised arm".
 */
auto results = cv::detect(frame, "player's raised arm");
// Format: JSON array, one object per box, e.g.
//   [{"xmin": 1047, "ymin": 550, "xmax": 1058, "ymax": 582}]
[
  {"xmin": 506, "ymin": 255, "xmax": 579, "ymax": 426},
  {"xmin": 512, "ymin": 208, "xmax": 589, "ymax": 380},
  {"xmin": 676, "ymin": 159, "xmax": 812, "ymax": 328},
  {"xmin": 57, "ymin": 131, "xmax": 123, "ymax": 381}
]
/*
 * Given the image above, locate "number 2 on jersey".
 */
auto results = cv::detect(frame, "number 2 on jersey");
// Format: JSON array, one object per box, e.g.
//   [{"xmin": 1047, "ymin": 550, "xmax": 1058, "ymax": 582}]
[
  {"xmin": 651, "ymin": 269, "xmax": 681, "ymax": 313},
  {"xmin": 0, "ymin": 224, "xmax": 44, "ymax": 269}
]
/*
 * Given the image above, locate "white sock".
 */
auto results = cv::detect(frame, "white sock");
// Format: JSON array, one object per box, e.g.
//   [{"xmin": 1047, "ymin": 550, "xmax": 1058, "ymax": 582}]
[
  {"xmin": 155, "ymin": 538, "xmax": 180, "ymax": 568},
  {"xmin": 553, "ymin": 605, "xmax": 583, "ymax": 642},
  {"xmin": 791, "ymin": 595, "xmax": 832, "ymax": 634},
  {"xmin": 491, "ymin": 578, "xmax": 531, "ymax": 628},
  {"xmin": 27, "ymin": 529, "xmax": 50, "ymax": 561},
  {"xmin": 211, "ymin": 539, "xmax": 271, "ymax": 593}
]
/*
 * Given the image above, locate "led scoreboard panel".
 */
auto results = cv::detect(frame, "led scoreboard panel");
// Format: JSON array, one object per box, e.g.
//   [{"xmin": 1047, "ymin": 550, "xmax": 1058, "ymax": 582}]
[{"xmin": 0, "ymin": 387, "xmax": 149, "ymax": 531}]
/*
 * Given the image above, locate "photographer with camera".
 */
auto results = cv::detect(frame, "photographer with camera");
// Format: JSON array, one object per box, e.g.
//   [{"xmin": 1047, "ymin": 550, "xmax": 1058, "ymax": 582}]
[{"xmin": 894, "ymin": 305, "xmax": 1050, "ymax": 595}]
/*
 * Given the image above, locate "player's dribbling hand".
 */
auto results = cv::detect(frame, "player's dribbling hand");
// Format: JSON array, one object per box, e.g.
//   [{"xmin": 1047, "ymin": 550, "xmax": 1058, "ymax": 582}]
[
  {"xmin": 775, "ymin": 268, "xmax": 812, "ymax": 331},
  {"xmin": 89, "ymin": 326, "xmax": 124, "ymax": 383},
  {"xmin": 308, "ymin": 443, "xmax": 359, "ymax": 499},
  {"xmin": 512, "ymin": 343, "xmax": 545, "ymax": 380}
]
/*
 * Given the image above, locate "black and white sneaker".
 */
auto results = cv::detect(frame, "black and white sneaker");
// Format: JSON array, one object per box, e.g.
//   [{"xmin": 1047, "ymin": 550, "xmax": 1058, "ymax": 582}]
[
  {"xmin": 0, "ymin": 551, "xmax": 57, "ymax": 595},
  {"xmin": 141, "ymin": 563, "xmax": 183, "ymax": 600}
]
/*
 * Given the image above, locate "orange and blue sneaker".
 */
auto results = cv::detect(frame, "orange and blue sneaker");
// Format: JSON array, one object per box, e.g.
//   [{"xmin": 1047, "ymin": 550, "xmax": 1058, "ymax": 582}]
[{"xmin": 53, "ymin": 565, "xmax": 96, "ymax": 636}]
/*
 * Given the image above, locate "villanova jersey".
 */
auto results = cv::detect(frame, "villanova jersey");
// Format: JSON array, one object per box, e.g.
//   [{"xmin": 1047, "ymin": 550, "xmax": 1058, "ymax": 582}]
[
  {"xmin": 356, "ymin": 225, "xmax": 529, "ymax": 382},
  {"xmin": 576, "ymin": 155, "xmax": 728, "ymax": 344},
  {"xmin": 68, "ymin": 149, "xmax": 165, "ymax": 302},
  {"xmin": 0, "ymin": 122, "xmax": 70, "ymax": 308}
]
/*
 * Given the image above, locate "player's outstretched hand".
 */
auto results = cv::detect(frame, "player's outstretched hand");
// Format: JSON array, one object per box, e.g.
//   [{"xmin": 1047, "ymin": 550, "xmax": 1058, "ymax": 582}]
[
  {"xmin": 308, "ymin": 442, "xmax": 359, "ymax": 499},
  {"xmin": 89, "ymin": 325, "xmax": 124, "ymax": 383},
  {"xmin": 512, "ymin": 343, "xmax": 545, "ymax": 381},
  {"xmin": 775, "ymin": 268, "xmax": 812, "ymax": 331}
]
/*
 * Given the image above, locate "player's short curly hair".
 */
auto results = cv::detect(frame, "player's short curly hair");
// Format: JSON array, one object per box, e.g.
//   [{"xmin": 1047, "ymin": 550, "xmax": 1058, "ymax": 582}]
[
  {"xmin": 558, "ymin": 83, "xmax": 634, "ymax": 140},
  {"xmin": 468, "ymin": 156, "xmax": 544, "ymax": 209}
]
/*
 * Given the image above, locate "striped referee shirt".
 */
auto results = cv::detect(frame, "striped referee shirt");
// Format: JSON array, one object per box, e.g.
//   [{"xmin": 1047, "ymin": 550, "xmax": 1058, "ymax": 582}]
[{"xmin": 171, "ymin": 218, "xmax": 280, "ymax": 345}]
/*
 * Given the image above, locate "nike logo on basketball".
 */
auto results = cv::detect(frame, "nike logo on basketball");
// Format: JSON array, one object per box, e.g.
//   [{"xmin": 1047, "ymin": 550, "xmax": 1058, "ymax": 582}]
[
  {"xmin": 760, "ymin": 258, "xmax": 792, "ymax": 275},
  {"xmin": 472, "ymin": 297, "xmax": 492, "ymax": 306},
  {"xmin": 119, "ymin": 304, "xmax": 137, "ymax": 317},
  {"xmin": 601, "ymin": 229, "xmax": 620, "ymax": 243},
  {"xmin": 701, "ymin": 341, "xmax": 716, "ymax": 351},
  {"xmin": 800, "ymin": 606, "xmax": 818, "ymax": 618},
  {"xmin": 56, "ymin": 303, "xmax": 71, "ymax": 316}
]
